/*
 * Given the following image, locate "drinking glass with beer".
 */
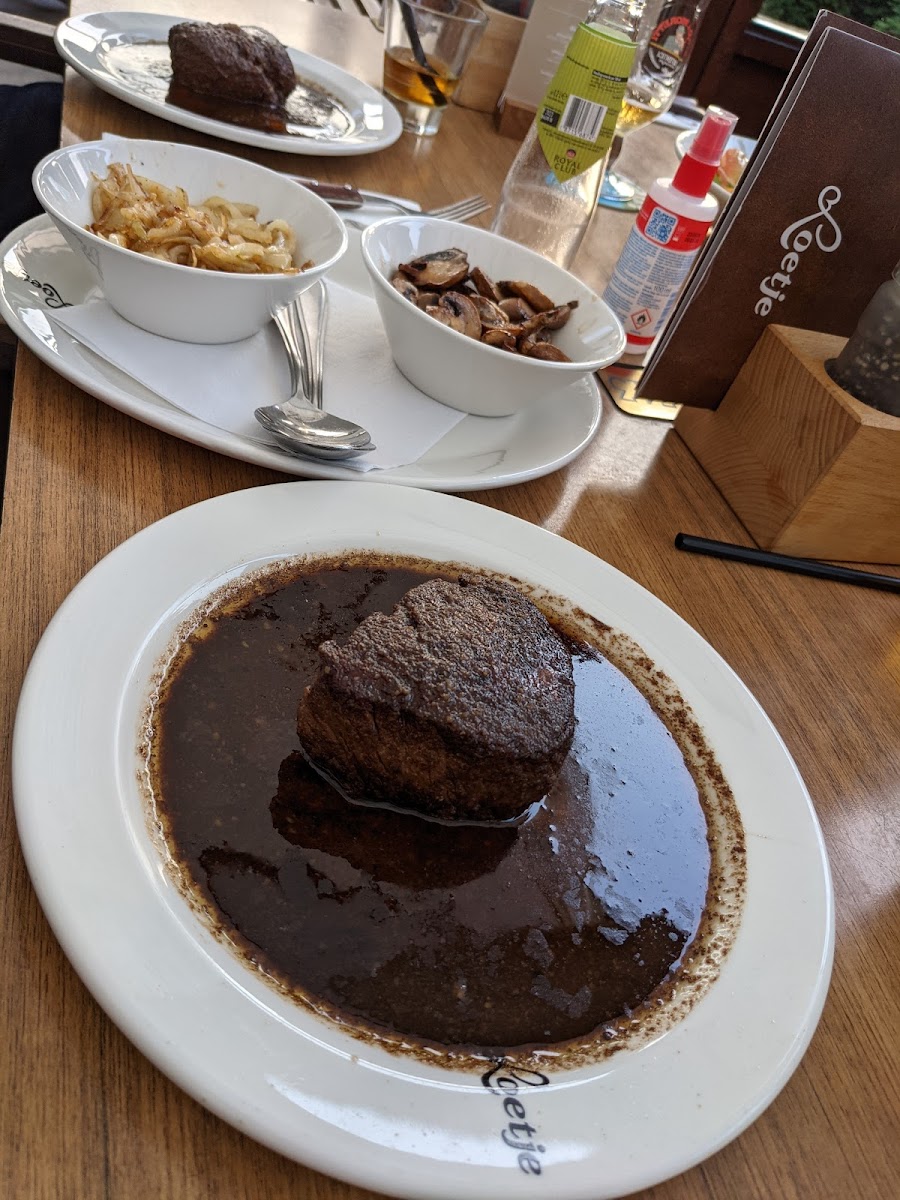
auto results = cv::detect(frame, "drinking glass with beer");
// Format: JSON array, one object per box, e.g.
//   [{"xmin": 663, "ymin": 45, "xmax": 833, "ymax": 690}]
[
  {"xmin": 599, "ymin": 0, "xmax": 709, "ymax": 210},
  {"xmin": 382, "ymin": 0, "xmax": 488, "ymax": 136}
]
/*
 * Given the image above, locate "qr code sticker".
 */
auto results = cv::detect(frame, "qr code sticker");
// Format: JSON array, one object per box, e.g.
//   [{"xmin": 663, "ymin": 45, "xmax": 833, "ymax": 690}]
[{"xmin": 645, "ymin": 207, "xmax": 678, "ymax": 244}]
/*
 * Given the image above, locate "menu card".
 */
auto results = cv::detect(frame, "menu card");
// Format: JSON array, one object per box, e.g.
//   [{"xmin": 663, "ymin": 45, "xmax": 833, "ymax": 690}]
[
  {"xmin": 501, "ymin": 0, "xmax": 590, "ymax": 113},
  {"xmin": 637, "ymin": 12, "xmax": 900, "ymax": 410}
]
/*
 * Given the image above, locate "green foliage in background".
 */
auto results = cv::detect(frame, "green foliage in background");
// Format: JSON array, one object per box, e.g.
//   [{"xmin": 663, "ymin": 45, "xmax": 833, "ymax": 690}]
[{"xmin": 759, "ymin": 0, "xmax": 900, "ymax": 36}]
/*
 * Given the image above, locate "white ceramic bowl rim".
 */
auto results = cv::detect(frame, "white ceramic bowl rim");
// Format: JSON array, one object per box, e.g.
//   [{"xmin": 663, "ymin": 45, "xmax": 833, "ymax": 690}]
[
  {"xmin": 33, "ymin": 139, "xmax": 348, "ymax": 283},
  {"xmin": 361, "ymin": 216, "xmax": 622, "ymax": 372}
]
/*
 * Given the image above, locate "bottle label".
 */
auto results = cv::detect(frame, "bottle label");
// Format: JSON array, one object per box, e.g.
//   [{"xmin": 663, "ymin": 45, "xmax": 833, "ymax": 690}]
[
  {"xmin": 636, "ymin": 200, "xmax": 708, "ymax": 251},
  {"xmin": 603, "ymin": 198, "xmax": 710, "ymax": 346},
  {"xmin": 644, "ymin": 3, "xmax": 700, "ymax": 83},
  {"xmin": 537, "ymin": 23, "xmax": 637, "ymax": 184}
]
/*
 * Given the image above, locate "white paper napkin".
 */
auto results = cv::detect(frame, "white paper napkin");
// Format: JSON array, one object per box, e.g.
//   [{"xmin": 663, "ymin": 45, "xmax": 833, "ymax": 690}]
[{"xmin": 42, "ymin": 280, "xmax": 466, "ymax": 472}]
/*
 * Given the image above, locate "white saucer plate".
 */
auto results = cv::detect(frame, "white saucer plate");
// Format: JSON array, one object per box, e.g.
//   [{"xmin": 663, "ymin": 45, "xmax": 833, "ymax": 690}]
[
  {"xmin": 14, "ymin": 482, "xmax": 833, "ymax": 1200},
  {"xmin": 55, "ymin": 10, "xmax": 403, "ymax": 157},
  {"xmin": 0, "ymin": 216, "xmax": 602, "ymax": 492}
]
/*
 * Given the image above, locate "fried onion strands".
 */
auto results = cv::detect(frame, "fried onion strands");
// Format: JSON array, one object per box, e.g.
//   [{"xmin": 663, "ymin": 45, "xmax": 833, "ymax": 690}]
[{"xmin": 88, "ymin": 163, "xmax": 311, "ymax": 275}]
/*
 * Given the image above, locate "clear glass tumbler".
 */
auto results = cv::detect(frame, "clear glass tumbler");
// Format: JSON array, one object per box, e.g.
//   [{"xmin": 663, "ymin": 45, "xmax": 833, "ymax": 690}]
[{"xmin": 382, "ymin": 0, "xmax": 487, "ymax": 136}]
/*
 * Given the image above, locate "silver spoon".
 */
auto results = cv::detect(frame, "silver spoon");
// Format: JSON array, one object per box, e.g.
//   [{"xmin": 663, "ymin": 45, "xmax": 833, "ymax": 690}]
[{"xmin": 255, "ymin": 284, "xmax": 375, "ymax": 459}]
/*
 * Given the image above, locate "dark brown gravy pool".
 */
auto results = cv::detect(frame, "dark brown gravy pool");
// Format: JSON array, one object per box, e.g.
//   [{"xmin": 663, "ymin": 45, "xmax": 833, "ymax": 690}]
[
  {"xmin": 149, "ymin": 555, "xmax": 745, "ymax": 1061},
  {"xmin": 104, "ymin": 43, "xmax": 355, "ymax": 139}
]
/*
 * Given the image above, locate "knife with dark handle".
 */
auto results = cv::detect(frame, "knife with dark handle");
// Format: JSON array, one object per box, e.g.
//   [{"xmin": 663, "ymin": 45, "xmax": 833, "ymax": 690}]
[
  {"xmin": 289, "ymin": 176, "xmax": 419, "ymax": 212},
  {"xmin": 291, "ymin": 177, "xmax": 363, "ymax": 208}
]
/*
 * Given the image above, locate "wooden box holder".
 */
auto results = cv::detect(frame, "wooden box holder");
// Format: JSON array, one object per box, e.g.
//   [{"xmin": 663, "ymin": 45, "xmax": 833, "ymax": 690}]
[
  {"xmin": 674, "ymin": 326, "xmax": 900, "ymax": 565},
  {"xmin": 454, "ymin": 6, "xmax": 526, "ymax": 115}
]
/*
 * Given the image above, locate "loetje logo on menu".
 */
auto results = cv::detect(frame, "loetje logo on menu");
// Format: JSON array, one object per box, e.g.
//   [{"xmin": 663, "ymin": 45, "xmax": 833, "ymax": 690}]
[{"xmin": 755, "ymin": 185, "xmax": 843, "ymax": 316}]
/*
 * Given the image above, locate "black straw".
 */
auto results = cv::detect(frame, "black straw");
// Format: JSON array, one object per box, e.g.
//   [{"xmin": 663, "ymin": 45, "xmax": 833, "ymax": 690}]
[
  {"xmin": 674, "ymin": 534, "xmax": 900, "ymax": 594},
  {"xmin": 399, "ymin": 0, "xmax": 447, "ymax": 108}
]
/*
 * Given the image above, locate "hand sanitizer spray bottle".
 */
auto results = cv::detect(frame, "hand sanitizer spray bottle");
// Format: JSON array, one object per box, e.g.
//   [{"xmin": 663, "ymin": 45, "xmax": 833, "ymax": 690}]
[{"xmin": 602, "ymin": 105, "xmax": 737, "ymax": 351}]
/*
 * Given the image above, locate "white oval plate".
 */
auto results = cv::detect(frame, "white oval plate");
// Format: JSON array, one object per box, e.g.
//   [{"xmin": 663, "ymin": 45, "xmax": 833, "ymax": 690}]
[
  {"xmin": 0, "ymin": 216, "xmax": 602, "ymax": 491},
  {"xmin": 13, "ymin": 482, "xmax": 833, "ymax": 1200},
  {"xmin": 55, "ymin": 10, "xmax": 403, "ymax": 157}
]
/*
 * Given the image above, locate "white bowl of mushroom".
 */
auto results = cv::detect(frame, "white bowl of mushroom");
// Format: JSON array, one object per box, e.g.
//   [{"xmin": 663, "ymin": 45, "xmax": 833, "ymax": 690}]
[{"xmin": 360, "ymin": 216, "xmax": 625, "ymax": 417}]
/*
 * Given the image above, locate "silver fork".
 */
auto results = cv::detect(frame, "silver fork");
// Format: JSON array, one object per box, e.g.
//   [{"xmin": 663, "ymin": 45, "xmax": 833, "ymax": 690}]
[
  {"xmin": 372, "ymin": 195, "xmax": 490, "ymax": 220},
  {"xmin": 290, "ymin": 175, "xmax": 489, "ymax": 221},
  {"xmin": 345, "ymin": 196, "xmax": 490, "ymax": 231}
]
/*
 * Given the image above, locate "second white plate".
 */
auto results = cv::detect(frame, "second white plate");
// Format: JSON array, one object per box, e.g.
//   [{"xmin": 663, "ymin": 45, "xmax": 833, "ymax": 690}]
[
  {"xmin": 56, "ymin": 10, "xmax": 403, "ymax": 157},
  {"xmin": 0, "ymin": 216, "xmax": 603, "ymax": 491}
]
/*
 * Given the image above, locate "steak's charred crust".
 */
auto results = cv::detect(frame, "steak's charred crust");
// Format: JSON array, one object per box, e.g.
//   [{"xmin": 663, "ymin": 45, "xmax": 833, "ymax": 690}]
[
  {"xmin": 297, "ymin": 576, "xmax": 576, "ymax": 823},
  {"xmin": 167, "ymin": 22, "xmax": 296, "ymax": 131}
]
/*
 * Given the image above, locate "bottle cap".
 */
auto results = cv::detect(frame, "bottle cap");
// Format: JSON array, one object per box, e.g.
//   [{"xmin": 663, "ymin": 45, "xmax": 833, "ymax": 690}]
[
  {"xmin": 689, "ymin": 106, "xmax": 739, "ymax": 166},
  {"xmin": 672, "ymin": 105, "xmax": 739, "ymax": 200}
]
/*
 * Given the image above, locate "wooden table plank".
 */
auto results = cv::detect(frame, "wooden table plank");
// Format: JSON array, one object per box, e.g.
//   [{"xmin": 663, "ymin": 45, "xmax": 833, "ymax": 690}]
[{"xmin": 1, "ymin": 3, "xmax": 898, "ymax": 1199}]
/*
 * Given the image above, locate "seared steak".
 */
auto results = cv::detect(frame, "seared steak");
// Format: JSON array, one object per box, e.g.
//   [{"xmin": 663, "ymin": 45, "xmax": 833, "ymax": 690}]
[
  {"xmin": 296, "ymin": 576, "xmax": 576, "ymax": 823},
  {"xmin": 167, "ymin": 22, "xmax": 296, "ymax": 131}
]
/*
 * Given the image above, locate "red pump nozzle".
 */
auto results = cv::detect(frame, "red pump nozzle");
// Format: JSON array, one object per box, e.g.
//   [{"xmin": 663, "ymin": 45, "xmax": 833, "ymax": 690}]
[{"xmin": 672, "ymin": 105, "xmax": 739, "ymax": 199}]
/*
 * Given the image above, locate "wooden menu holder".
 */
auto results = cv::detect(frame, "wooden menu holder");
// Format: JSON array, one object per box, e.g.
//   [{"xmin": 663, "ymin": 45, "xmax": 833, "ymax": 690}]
[
  {"xmin": 495, "ymin": 95, "xmax": 535, "ymax": 140},
  {"xmin": 674, "ymin": 326, "xmax": 900, "ymax": 565},
  {"xmin": 454, "ymin": 7, "xmax": 526, "ymax": 115}
]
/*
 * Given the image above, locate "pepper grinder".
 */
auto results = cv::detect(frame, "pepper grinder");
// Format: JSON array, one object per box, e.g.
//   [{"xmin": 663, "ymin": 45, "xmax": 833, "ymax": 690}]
[{"xmin": 827, "ymin": 258, "xmax": 900, "ymax": 417}]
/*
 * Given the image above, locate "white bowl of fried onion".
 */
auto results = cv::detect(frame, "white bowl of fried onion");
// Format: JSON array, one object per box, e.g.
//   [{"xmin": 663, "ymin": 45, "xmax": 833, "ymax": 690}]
[{"xmin": 33, "ymin": 138, "xmax": 348, "ymax": 343}]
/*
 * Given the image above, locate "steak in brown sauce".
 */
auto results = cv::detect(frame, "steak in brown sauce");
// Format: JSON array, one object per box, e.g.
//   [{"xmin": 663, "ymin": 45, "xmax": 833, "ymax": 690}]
[
  {"xmin": 167, "ymin": 21, "xmax": 296, "ymax": 132},
  {"xmin": 296, "ymin": 575, "xmax": 576, "ymax": 823}
]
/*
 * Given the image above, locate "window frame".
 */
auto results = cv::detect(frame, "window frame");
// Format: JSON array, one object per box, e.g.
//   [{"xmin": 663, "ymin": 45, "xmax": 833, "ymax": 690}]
[{"xmin": 681, "ymin": 0, "xmax": 803, "ymax": 103}]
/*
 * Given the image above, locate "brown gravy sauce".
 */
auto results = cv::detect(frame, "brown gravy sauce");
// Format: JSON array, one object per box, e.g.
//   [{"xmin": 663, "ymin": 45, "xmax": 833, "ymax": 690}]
[
  {"xmin": 147, "ymin": 554, "xmax": 745, "ymax": 1066},
  {"xmin": 104, "ymin": 43, "xmax": 354, "ymax": 139}
]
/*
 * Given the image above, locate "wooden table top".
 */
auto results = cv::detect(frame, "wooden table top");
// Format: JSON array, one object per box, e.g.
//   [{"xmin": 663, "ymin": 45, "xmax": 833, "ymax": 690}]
[{"xmin": 1, "ymin": 3, "xmax": 898, "ymax": 1199}]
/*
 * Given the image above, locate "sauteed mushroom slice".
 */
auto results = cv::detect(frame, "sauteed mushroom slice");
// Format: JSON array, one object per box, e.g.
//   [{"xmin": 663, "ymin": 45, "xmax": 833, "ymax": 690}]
[
  {"xmin": 498, "ymin": 296, "xmax": 535, "ymax": 323},
  {"xmin": 482, "ymin": 328, "xmax": 518, "ymax": 352},
  {"xmin": 515, "ymin": 310, "xmax": 556, "ymax": 340},
  {"xmin": 391, "ymin": 249, "xmax": 582, "ymax": 358},
  {"xmin": 425, "ymin": 291, "xmax": 482, "ymax": 339},
  {"xmin": 469, "ymin": 266, "xmax": 503, "ymax": 303},
  {"xmin": 521, "ymin": 338, "xmax": 572, "ymax": 362},
  {"xmin": 540, "ymin": 301, "xmax": 579, "ymax": 330},
  {"xmin": 390, "ymin": 272, "xmax": 419, "ymax": 303},
  {"xmin": 399, "ymin": 248, "xmax": 469, "ymax": 289},
  {"xmin": 498, "ymin": 280, "xmax": 556, "ymax": 313},
  {"xmin": 470, "ymin": 295, "xmax": 509, "ymax": 329}
]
